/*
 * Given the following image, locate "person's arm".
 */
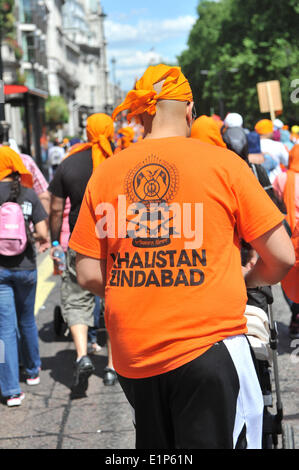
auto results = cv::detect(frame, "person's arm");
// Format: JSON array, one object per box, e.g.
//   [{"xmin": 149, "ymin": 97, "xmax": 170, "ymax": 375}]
[
  {"xmin": 244, "ymin": 222, "xmax": 295, "ymax": 288},
  {"xmin": 248, "ymin": 153, "xmax": 264, "ymax": 164},
  {"xmin": 279, "ymin": 143, "xmax": 289, "ymax": 167},
  {"xmin": 38, "ymin": 190, "xmax": 51, "ymax": 215},
  {"xmin": 76, "ymin": 254, "xmax": 107, "ymax": 298},
  {"xmin": 49, "ymin": 194, "xmax": 65, "ymax": 258},
  {"xmin": 34, "ymin": 219, "xmax": 50, "ymax": 252}
]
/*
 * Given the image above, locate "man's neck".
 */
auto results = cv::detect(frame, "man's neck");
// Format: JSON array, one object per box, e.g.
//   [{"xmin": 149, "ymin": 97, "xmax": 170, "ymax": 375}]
[
  {"xmin": 144, "ymin": 131, "xmax": 186, "ymax": 140},
  {"xmin": 143, "ymin": 123, "xmax": 188, "ymax": 140}
]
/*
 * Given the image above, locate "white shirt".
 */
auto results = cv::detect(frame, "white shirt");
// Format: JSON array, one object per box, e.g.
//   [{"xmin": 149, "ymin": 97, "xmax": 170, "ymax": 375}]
[{"xmin": 260, "ymin": 138, "xmax": 289, "ymax": 183}]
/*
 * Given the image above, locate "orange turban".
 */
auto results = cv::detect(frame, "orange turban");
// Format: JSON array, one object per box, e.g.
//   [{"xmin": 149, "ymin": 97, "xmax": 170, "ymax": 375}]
[
  {"xmin": 254, "ymin": 119, "xmax": 274, "ymax": 135},
  {"xmin": 119, "ymin": 126, "xmax": 135, "ymax": 148},
  {"xmin": 65, "ymin": 113, "xmax": 114, "ymax": 169},
  {"xmin": 0, "ymin": 146, "xmax": 33, "ymax": 187},
  {"xmin": 112, "ymin": 64, "xmax": 193, "ymax": 122},
  {"xmin": 191, "ymin": 115, "xmax": 226, "ymax": 148}
]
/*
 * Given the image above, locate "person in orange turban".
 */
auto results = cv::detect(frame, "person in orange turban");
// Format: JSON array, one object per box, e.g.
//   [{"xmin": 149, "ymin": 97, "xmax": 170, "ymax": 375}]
[
  {"xmin": 0, "ymin": 145, "xmax": 33, "ymax": 187},
  {"xmin": 254, "ymin": 119, "xmax": 274, "ymax": 136},
  {"xmin": 114, "ymin": 126, "xmax": 135, "ymax": 154},
  {"xmin": 112, "ymin": 64, "xmax": 194, "ymax": 125},
  {"xmin": 0, "ymin": 145, "xmax": 49, "ymax": 406},
  {"xmin": 191, "ymin": 115, "xmax": 227, "ymax": 148},
  {"xmin": 273, "ymin": 144, "xmax": 299, "ymax": 335},
  {"xmin": 65, "ymin": 113, "xmax": 114, "ymax": 170},
  {"xmin": 69, "ymin": 61, "xmax": 296, "ymax": 449},
  {"xmin": 48, "ymin": 113, "xmax": 116, "ymax": 386}
]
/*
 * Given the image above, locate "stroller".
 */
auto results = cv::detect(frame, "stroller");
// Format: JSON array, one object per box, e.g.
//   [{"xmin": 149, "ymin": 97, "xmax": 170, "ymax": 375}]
[
  {"xmin": 245, "ymin": 285, "xmax": 295, "ymax": 449},
  {"xmin": 222, "ymin": 126, "xmax": 295, "ymax": 448}
]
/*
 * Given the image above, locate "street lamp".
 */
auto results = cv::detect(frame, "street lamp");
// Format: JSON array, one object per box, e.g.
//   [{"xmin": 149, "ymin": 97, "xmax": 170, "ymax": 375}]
[
  {"xmin": 111, "ymin": 57, "xmax": 116, "ymax": 106},
  {"xmin": 99, "ymin": 8, "xmax": 109, "ymax": 112}
]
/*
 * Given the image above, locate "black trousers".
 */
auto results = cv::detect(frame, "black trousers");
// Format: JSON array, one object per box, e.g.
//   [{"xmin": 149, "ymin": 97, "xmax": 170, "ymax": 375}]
[{"xmin": 117, "ymin": 336, "xmax": 263, "ymax": 449}]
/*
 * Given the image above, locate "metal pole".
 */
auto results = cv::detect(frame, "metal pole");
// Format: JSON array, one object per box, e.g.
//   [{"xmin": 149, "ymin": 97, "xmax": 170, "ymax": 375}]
[
  {"xmin": 266, "ymin": 82, "xmax": 276, "ymax": 122},
  {"xmin": 0, "ymin": 24, "xmax": 5, "ymax": 121},
  {"xmin": 218, "ymin": 70, "xmax": 225, "ymax": 120}
]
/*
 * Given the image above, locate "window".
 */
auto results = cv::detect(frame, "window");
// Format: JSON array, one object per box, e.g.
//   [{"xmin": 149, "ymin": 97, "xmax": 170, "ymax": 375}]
[
  {"xmin": 20, "ymin": 0, "xmax": 34, "ymax": 24},
  {"xmin": 25, "ymin": 69, "xmax": 35, "ymax": 89},
  {"xmin": 90, "ymin": 86, "xmax": 95, "ymax": 104},
  {"xmin": 22, "ymin": 32, "xmax": 35, "ymax": 63}
]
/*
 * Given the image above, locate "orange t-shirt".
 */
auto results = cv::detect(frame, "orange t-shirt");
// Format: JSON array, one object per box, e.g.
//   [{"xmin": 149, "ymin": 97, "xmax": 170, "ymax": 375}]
[{"xmin": 69, "ymin": 137, "xmax": 284, "ymax": 379}]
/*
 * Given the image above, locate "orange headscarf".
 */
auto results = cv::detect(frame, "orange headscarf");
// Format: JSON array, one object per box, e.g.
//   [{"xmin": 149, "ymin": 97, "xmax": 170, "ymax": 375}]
[
  {"xmin": 254, "ymin": 119, "xmax": 274, "ymax": 135},
  {"xmin": 0, "ymin": 146, "xmax": 33, "ymax": 188},
  {"xmin": 119, "ymin": 126, "xmax": 135, "ymax": 148},
  {"xmin": 283, "ymin": 144, "xmax": 299, "ymax": 233},
  {"xmin": 191, "ymin": 115, "xmax": 227, "ymax": 148},
  {"xmin": 112, "ymin": 64, "xmax": 193, "ymax": 123},
  {"xmin": 65, "ymin": 113, "xmax": 114, "ymax": 169}
]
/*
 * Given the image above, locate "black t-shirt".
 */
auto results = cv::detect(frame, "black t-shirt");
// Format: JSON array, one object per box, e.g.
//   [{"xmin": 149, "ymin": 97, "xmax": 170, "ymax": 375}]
[
  {"xmin": 48, "ymin": 148, "xmax": 93, "ymax": 233},
  {"xmin": 0, "ymin": 182, "xmax": 48, "ymax": 270}
]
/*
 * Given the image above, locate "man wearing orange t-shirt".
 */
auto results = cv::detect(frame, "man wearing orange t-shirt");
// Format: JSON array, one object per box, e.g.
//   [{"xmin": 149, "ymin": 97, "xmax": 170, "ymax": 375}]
[{"xmin": 69, "ymin": 65, "xmax": 295, "ymax": 449}]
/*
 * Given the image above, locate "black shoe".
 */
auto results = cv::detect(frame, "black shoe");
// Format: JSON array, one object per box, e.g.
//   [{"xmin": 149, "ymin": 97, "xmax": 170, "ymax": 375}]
[
  {"xmin": 103, "ymin": 367, "xmax": 118, "ymax": 386},
  {"xmin": 70, "ymin": 355, "xmax": 95, "ymax": 398}
]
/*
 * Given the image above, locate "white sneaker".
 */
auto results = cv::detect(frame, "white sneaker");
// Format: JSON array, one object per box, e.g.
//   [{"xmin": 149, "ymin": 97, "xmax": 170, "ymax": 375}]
[
  {"xmin": 7, "ymin": 392, "xmax": 25, "ymax": 407},
  {"xmin": 26, "ymin": 375, "xmax": 40, "ymax": 386}
]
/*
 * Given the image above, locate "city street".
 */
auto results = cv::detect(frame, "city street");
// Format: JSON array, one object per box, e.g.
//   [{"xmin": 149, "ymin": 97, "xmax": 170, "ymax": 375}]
[
  {"xmin": 0, "ymin": 252, "xmax": 298, "ymax": 450},
  {"xmin": 0, "ymin": 253, "xmax": 135, "ymax": 450}
]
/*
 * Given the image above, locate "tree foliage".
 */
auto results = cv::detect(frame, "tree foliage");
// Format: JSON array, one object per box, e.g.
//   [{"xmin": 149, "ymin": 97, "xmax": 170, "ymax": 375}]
[
  {"xmin": 0, "ymin": 0, "xmax": 15, "ymax": 38},
  {"xmin": 178, "ymin": 0, "xmax": 299, "ymax": 127},
  {"xmin": 45, "ymin": 96, "xmax": 69, "ymax": 127}
]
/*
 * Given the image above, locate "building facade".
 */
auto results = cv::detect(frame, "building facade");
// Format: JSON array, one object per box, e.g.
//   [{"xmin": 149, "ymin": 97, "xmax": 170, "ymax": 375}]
[
  {"xmin": 2, "ymin": 0, "xmax": 116, "ymax": 163},
  {"xmin": 3, "ymin": 0, "xmax": 49, "ymax": 166},
  {"xmin": 47, "ymin": 0, "xmax": 112, "ymax": 136}
]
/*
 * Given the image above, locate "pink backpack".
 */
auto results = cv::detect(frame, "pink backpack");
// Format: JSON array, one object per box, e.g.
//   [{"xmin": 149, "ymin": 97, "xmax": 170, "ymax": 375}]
[{"xmin": 0, "ymin": 202, "xmax": 28, "ymax": 256}]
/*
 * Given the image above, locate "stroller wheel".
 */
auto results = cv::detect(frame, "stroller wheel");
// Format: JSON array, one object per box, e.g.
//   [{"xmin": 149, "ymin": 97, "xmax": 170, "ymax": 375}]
[
  {"xmin": 53, "ymin": 305, "xmax": 67, "ymax": 337},
  {"xmin": 282, "ymin": 423, "xmax": 295, "ymax": 449},
  {"xmin": 262, "ymin": 433, "xmax": 274, "ymax": 450}
]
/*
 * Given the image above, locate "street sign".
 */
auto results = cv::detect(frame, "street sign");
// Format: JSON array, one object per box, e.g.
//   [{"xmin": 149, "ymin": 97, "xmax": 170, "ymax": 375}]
[{"xmin": 256, "ymin": 80, "xmax": 283, "ymax": 122}]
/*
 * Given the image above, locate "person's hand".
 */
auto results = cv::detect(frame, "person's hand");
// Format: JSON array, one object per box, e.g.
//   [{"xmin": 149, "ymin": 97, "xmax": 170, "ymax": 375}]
[
  {"xmin": 242, "ymin": 264, "xmax": 251, "ymax": 277},
  {"xmin": 38, "ymin": 238, "xmax": 50, "ymax": 253},
  {"xmin": 34, "ymin": 233, "xmax": 50, "ymax": 253},
  {"xmin": 50, "ymin": 244, "xmax": 61, "ymax": 261},
  {"xmin": 242, "ymin": 249, "xmax": 258, "ymax": 278}
]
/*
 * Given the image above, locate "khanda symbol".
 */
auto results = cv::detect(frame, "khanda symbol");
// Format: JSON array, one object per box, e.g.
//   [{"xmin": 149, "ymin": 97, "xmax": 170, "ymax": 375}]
[
  {"xmin": 135, "ymin": 166, "xmax": 169, "ymax": 202},
  {"xmin": 125, "ymin": 156, "xmax": 179, "ymax": 248}
]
